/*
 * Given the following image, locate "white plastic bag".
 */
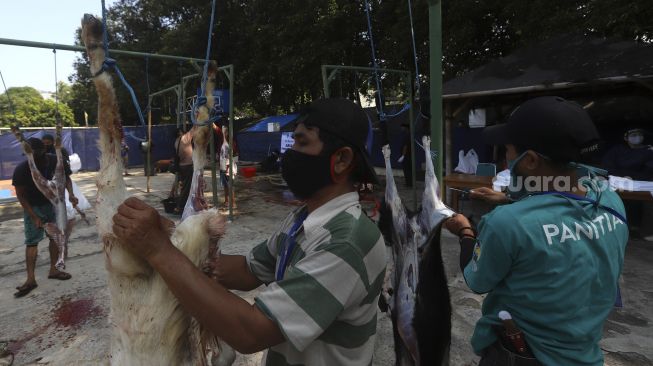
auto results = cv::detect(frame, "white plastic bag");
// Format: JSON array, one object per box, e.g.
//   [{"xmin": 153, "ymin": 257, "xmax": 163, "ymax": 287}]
[
  {"xmin": 69, "ymin": 153, "xmax": 82, "ymax": 173},
  {"xmin": 65, "ymin": 181, "xmax": 91, "ymax": 218},
  {"xmin": 454, "ymin": 149, "xmax": 479, "ymax": 174},
  {"xmin": 493, "ymin": 169, "xmax": 511, "ymax": 192}
]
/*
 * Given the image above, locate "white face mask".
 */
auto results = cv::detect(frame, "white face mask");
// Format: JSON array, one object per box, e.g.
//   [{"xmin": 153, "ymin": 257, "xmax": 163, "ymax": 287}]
[{"xmin": 627, "ymin": 134, "xmax": 644, "ymax": 146}]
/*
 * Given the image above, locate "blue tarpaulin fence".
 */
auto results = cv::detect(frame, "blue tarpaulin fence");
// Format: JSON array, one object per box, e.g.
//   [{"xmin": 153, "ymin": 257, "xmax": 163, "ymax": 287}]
[
  {"xmin": 236, "ymin": 129, "xmax": 422, "ymax": 171},
  {"xmin": 0, "ymin": 125, "xmax": 179, "ymax": 180}
]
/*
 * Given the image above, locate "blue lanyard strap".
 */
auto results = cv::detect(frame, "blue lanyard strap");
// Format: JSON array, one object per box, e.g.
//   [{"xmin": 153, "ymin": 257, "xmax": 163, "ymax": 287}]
[
  {"xmin": 276, "ymin": 211, "xmax": 308, "ymax": 281},
  {"xmin": 534, "ymin": 191, "xmax": 628, "ymax": 225}
]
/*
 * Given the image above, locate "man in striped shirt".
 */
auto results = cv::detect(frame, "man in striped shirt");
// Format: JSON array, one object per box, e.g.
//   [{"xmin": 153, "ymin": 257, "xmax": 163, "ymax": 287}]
[{"xmin": 113, "ymin": 98, "xmax": 386, "ymax": 365}]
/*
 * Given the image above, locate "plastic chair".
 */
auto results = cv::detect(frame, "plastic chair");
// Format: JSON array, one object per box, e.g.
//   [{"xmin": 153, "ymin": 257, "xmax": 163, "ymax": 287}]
[{"xmin": 475, "ymin": 163, "xmax": 497, "ymax": 177}]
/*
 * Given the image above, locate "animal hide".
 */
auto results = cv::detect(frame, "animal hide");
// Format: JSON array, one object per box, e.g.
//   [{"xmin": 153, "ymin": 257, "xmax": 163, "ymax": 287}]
[
  {"xmin": 11, "ymin": 125, "xmax": 77, "ymax": 269},
  {"xmin": 378, "ymin": 136, "xmax": 453, "ymax": 366},
  {"xmin": 82, "ymin": 14, "xmax": 233, "ymax": 366}
]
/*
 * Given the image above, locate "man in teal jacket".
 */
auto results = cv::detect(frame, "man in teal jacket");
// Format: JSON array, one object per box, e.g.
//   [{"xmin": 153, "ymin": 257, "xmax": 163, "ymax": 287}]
[{"xmin": 446, "ymin": 97, "xmax": 628, "ymax": 366}]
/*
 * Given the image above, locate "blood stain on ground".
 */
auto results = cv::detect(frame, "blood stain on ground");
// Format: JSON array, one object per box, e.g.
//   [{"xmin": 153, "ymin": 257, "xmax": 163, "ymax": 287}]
[{"xmin": 54, "ymin": 298, "xmax": 103, "ymax": 328}]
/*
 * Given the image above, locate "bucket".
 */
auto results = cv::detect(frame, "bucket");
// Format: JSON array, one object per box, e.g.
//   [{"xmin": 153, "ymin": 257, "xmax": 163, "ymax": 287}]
[
  {"xmin": 241, "ymin": 166, "xmax": 256, "ymax": 178},
  {"xmin": 161, "ymin": 197, "xmax": 177, "ymax": 214}
]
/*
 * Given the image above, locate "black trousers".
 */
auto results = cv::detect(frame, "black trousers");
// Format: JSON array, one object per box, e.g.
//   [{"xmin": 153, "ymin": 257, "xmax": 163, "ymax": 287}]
[{"xmin": 479, "ymin": 342, "xmax": 542, "ymax": 366}]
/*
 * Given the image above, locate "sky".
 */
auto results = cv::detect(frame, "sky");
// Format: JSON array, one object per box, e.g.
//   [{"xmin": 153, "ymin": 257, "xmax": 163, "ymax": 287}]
[{"xmin": 0, "ymin": 0, "xmax": 118, "ymax": 93}]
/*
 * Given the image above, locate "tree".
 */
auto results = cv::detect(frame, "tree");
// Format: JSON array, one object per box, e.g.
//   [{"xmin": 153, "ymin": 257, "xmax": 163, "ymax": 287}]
[
  {"xmin": 65, "ymin": 0, "xmax": 653, "ymax": 118},
  {"xmin": 0, "ymin": 87, "xmax": 76, "ymax": 127}
]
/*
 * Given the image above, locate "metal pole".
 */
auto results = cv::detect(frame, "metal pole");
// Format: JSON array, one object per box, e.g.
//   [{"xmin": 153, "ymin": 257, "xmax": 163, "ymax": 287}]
[
  {"xmin": 428, "ymin": 0, "xmax": 444, "ymax": 186},
  {"xmin": 227, "ymin": 65, "xmax": 235, "ymax": 221},
  {"xmin": 323, "ymin": 64, "xmax": 408, "ymax": 75},
  {"xmin": 322, "ymin": 65, "xmax": 330, "ymax": 98},
  {"xmin": 0, "ymin": 37, "xmax": 208, "ymax": 64},
  {"xmin": 210, "ymin": 120, "xmax": 218, "ymax": 207},
  {"xmin": 407, "ymin": 72, "xmax": 417, "ymax": 211},
  {"xmin": 147, "ymin": 109, "xmax": 152, "ymax": 192}
]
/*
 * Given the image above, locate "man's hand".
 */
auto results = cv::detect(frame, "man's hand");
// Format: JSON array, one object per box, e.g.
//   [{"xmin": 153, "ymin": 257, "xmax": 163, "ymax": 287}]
[
  {"xmin": 445, "ymin": 214, "xmax": 474, "ymax": 238},
  {"xmin": 112, "ymin": 197, "xmax": 171, "ymax": 261},
  {"xmin": 470, "ymin": 187, "xmax": 509, "ymax": 204},
  {"xmin": 31, "ymin": 214, "xmax": 43, "ymax": 229},
  {"xmin": 69, "ymin": 195, "xmax": 79, "ymax": 207}
]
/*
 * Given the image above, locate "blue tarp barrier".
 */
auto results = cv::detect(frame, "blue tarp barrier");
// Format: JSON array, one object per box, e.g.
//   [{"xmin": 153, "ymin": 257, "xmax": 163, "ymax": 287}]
[
  {"xmin": 236, "ymin": 128, "xmax": 421, "ymax": 172},
  {"xmin": 246, "ymin": 114, "xmax": 299, "ymax": 132},
  {"xmin": 0, "ymin": 125, "xmax": 179, "ymax": 180}
]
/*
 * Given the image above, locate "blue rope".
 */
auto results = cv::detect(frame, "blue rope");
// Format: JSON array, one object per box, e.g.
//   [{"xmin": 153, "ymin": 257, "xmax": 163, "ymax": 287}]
[
  {"xmin": 124, "ymin": 130, "xmax": 147, "ymax": 142},
  {"xmin": 363, "ymin": 0, "xmax": 385, "ymax": 120},
  {"xmin": 191, "ymin": 0, "xmax": 219, "ymax": 127},
  {"xmin": 406, "ymin": 0, "xmax": 421, "ymax": 95},
  {"xmin": 97, "ymin": 0, "xmax": 146, "ymax": 126}
]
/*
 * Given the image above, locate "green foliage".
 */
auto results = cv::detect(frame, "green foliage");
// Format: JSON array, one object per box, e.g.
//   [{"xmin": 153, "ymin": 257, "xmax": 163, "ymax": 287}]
[
  {"xmin": 64, "ymin": 0, "xmax": 653, "ymax": 118},
  {"xmin": 0, "ymin": 87, "xmax": 76, "ymax": 127}
]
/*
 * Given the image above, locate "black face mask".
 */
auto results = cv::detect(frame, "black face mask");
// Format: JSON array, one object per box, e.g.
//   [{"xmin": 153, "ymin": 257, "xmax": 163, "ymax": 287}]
[
  {"xmin": 281, "ymin": 149, "xmax": 333, "ymax": 200},
  {"xmin": 45, "ymin": 145, "xmax": 55, "ymax": 154}
]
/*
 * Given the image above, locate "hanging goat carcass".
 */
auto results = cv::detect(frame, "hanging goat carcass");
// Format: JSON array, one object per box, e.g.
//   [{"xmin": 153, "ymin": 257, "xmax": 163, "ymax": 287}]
[
  {"xmin": 11, "ymin": 124, "xmax": 79, "ymax": 270},
  {"xmin": 81, "ymin": 14, "xmax": 234, "ymax": 365},
  {"xmin": 378, "ymin": 136, "xmax": 454, "ymax": 366}
]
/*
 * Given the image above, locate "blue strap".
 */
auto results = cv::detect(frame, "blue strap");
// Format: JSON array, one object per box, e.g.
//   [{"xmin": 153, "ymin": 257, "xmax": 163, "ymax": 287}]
[
  {"xmin": 97, "ymin": 1, "xmax": 146, "ymax": 127},
  {"xmin": 276, "ymin": 211, "xmax": 308, "ymax": 281},
  {"xmin": 406, "ymin": 0, "xmax": 421, "ymax": 94},
  {"xmin": 190, "ymin": 0, "xmax": 219, "ymax": 127},
  {"xmin": 534, "ymin": 191, "xmax": 628, "ymax": 224}
]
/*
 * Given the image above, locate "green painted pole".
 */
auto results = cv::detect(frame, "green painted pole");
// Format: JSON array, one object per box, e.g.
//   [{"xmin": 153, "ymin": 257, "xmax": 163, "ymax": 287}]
[{"xmin": 428, "ymin": 0, "xmax": 444, "ymax": 186}]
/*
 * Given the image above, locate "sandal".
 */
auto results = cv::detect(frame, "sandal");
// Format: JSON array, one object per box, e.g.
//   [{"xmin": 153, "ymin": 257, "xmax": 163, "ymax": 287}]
[
  {"xmin": 14, "ymin": 283, "xmax": 38, "ymax": 298},
  {"xmin": 48, "ymin": 272, "xmax": 72, "ymax": 281}
]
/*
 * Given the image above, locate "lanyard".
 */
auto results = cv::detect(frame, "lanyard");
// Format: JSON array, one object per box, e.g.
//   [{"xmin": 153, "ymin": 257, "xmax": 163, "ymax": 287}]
[
  {"xmin": 276, "ymin": 211, "xmax": 308, "ymax": 281},
  {"xmin": 534, "ymin": 191, "xmax": 628, "ymax": 225}
]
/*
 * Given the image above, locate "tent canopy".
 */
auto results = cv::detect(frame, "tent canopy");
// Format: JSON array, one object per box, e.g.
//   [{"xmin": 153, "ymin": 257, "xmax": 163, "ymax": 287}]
[{"xmin": 246, "ymin": 114, "xmax": 299, "ymax": 132}]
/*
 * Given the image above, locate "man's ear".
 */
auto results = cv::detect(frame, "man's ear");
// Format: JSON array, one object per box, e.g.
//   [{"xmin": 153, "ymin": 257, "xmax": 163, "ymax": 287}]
[
  {"xmin": 332, "ymin": 147, "xmax": 355, "ymax": 176},
  {"xmin": 522, "ymin": 150, "xmax": 541, "ymax": 170}
]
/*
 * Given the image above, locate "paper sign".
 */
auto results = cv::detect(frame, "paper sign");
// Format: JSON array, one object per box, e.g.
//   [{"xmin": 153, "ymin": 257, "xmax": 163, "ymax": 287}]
[{"xmin": 281, "ymin": 132, "xmax": 294, "ymax": 153}]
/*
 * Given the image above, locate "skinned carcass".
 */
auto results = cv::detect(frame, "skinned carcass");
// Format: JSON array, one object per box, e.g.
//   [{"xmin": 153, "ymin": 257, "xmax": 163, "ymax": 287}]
[
  {"xmin": 378, "ymin": 136, "xmax": 454, "ymax": 366},
  {"xmin": 81, "ymin": 14, "xmax": 234, "ymax": 365},
  {"xmin": 11, "ymin": 124, "xmax": 77, "ymax": 269}
]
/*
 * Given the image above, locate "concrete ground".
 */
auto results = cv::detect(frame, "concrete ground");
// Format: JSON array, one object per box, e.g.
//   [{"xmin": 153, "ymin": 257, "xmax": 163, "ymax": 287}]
[{"xmin": 0, "ymin": 169, "xmax": 651, "ymax": 365}]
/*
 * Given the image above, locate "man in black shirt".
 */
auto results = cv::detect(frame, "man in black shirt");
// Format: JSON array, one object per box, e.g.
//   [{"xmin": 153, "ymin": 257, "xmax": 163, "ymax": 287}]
[{"xmin": 12, "ymin": 138, "xmax": 76, "ymax": 297}]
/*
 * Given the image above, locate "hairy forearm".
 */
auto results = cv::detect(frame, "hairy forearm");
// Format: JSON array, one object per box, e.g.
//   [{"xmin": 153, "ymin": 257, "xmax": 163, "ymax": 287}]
[
  {"xmin": 149, "ymin": 243, "xmax": 283, "ymax": 354},
  {"xmin": 218, "ymin": 254, "xmax": 263, "ymax": 291}
]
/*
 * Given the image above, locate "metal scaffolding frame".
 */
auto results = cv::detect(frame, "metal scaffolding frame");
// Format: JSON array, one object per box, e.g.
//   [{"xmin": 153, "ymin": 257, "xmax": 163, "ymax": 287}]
[
  {"xmin": 0, "ymin": 37, "xmax": 236, "ymax": 219},
  {"xmin": 321, "ymin": 64, "xmax": 418, "ymax": 210}
]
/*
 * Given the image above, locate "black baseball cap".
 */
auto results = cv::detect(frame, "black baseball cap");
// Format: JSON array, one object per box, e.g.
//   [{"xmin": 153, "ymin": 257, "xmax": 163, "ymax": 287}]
[
  {"xmin": 483, "ymin": 96, "xmax": 600, "ymax": 162},
  {"xmin": 294, "ymin": 98, "xmax": 379, "ymax": 184}
]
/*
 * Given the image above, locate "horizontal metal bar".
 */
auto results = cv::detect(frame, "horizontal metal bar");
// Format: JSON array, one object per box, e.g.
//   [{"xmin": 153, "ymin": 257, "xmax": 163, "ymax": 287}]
[
  {"xmin": 0, "ymin": 37, "xmax": 207, "ymax": 63},
  {"xmin": 323, "ymin": 64, "xmax": 410, "ymax": 76},
  {"xmin": 149, "ymin": 85, "xmax": 180, "ymax": 99}
]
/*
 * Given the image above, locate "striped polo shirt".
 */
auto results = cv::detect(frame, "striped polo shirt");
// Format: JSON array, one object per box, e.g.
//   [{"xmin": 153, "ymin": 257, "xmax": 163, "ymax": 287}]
[{"xmin": 247, "ymin": 192, "xmax": 386, "ymax": 366}]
